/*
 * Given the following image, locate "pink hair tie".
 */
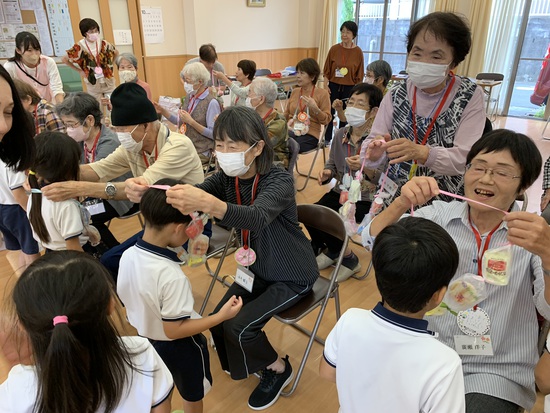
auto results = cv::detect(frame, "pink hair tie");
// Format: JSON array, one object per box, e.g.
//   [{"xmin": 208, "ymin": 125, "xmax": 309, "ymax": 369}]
[{"xmin": 52, "ymin": 315, "xmax": 68, "ymax": 326}]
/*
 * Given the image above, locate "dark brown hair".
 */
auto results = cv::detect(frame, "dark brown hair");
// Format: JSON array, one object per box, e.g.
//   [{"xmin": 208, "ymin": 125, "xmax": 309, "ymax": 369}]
[{"xmin": 296, "ymin": 58, "xmax": 321, "ymax": 84}]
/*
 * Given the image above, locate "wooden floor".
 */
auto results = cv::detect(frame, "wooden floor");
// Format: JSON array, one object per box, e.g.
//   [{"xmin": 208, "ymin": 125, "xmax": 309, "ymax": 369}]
[{"xmin": 1, "ymin": 116, "xmax": 549, "ymax": 412}]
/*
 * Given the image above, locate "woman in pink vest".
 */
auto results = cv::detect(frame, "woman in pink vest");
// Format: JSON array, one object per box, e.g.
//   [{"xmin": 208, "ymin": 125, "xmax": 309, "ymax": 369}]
[{"xmin": 4, "ymin": 32, "xmax": 65, "ymax": 104}]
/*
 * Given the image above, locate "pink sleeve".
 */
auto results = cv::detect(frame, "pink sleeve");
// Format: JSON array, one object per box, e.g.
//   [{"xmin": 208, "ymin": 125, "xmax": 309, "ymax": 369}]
[
  {"xmin": 359, "ymin": 92, "xmax": 394, "ymax": 168},
  {"xmin": 423, "ymin": 86, "xmax": 486, "ymax": 175}
]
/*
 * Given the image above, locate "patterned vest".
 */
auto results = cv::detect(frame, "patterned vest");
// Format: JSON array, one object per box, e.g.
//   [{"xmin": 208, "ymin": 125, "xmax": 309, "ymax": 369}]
[
  {"xmin": 386, "ymin": 76, "xmax": 477, "ymax": 205},
  {"xmin": 183, "ymin": 92, "xmax": 218, "ymax": 154}
]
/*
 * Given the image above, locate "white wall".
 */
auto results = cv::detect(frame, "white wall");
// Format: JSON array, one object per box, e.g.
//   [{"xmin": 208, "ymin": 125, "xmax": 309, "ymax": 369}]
[{"xmin": 142, "ymin": 0, "xmax": 187, "ymax": 56}]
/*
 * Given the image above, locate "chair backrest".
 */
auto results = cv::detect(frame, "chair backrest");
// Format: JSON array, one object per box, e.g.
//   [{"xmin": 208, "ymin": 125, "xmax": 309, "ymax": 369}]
[
  {"xmin": 298, "ymin": 204, "xmax": 347, "ymax": 244},
  {"xmin": 255, "ymin": 68, "xmax": 272, "ymax": 77},
  {"xmin": 287, "ymin": 137, "xmax": 300, "ymax": 173},
  {"xmin": 482, "ymin": 117, "xmax": 493, "ymax": 136},
  {"xmin": 476, "ymin": 72, "xmax": 504, "ymax": 81}
]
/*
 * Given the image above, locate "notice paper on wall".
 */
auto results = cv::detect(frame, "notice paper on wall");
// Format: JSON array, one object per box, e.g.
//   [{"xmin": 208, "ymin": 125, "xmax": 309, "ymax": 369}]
[
  {"xmin": 141, "ymin": 6, "xmax": 164, "ymax": 44},
  {"xmin": 113, "ymin": 29, "xmax": 132, "ymax": 46},
  {"xmin": 35, "ymin": 9, "xmax": 53, "ymax": 56},
  {"xmin": 45, "ymin": 0, "xmax": 73, "ymax": 56},
  {"xmin": 2, "ymin": 0, "xmax": 22, "ymax": 23}
]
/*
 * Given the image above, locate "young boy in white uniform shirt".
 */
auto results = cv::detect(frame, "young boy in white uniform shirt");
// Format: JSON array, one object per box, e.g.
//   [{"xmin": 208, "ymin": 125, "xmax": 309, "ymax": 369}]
[{"xmin": 320, "ymin": 217, "xmax": 465, "ymax": 413}]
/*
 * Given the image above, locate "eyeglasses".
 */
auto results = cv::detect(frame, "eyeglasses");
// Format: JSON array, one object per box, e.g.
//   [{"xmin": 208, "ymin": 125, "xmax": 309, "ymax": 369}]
[
  {"xmin": 63, "ymin": 121, "xmax": 83, "ymax": 128},
  {"xmin": 466, "ymin": 163, "xmax": 521, "ymax": 182}
]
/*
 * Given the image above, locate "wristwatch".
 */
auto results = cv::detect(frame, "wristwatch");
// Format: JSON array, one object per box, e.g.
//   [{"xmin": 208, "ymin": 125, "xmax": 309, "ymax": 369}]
[{"xmin": 105, "ymin": 182, "xmax": 117, "ymax": 200}]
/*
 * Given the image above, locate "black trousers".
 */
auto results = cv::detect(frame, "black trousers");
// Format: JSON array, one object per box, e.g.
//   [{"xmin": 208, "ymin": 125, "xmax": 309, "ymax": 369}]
[
  {"xmin": 325, "ymin": 82, "xmax": 354, "ymax": 144},
  {"xmin": 308, "ymin": 190, "xmax": 371, "ymax": 255},
  {"xmin": 210, "ymin": 277, "xmax": 311, "ymax": 380}
]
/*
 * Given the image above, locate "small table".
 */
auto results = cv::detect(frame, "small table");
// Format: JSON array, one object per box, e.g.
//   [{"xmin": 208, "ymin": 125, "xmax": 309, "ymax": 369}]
[{"xmin": 476, "ymin": 79, "xmax": 502, "ymax": 113}]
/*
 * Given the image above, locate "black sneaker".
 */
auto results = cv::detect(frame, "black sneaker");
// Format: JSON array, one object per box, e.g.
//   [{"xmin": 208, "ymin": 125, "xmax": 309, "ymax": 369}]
[{"xmin": 248, "ymin": 356, "xmax": 293, "ymax": 410}]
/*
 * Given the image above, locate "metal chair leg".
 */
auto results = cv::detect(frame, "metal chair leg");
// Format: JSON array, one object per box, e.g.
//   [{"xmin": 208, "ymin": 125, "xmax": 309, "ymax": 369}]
[{"xmin": 352, "ymin": 257, "xmax": 373, "ymax": 281}]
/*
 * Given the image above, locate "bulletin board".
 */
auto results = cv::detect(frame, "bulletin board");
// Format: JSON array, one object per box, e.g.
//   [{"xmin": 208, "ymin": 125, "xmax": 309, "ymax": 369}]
[{"xmin": 0, "ymin": 0, "xmax": 74, "ymax": 59}]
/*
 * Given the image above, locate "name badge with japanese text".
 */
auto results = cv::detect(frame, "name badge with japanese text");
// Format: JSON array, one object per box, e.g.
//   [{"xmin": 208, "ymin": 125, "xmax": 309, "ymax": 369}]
[{"xmin": 235, "ymin": 265, "xmax": 255, "ymax": 293}]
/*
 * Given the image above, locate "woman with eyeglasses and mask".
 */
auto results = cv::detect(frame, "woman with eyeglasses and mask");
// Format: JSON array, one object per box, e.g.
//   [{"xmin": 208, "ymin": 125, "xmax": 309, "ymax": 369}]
[
  {"xmin": 361, "ymin": 12, "xmax": 486, "ymax": 207},
  {"xmin": 165, "ymin": 106, "xmax": 319, "ymax": 411},
  {"xmin": 5, "ymin": 31, "xmax": 65, "ymax": 104}
]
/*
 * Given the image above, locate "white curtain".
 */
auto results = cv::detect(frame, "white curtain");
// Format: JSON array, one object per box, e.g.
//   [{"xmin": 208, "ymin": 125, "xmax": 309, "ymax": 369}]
[
  {"xmin": 483, "ymin": 0, "xmax": 526, "ymax": 114},
  {"xmin": 317, "ymin": 0, "xmax": 340, "ymax": 88}
]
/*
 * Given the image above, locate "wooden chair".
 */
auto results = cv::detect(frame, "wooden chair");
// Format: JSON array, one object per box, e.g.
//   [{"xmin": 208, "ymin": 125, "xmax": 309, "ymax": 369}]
[{"xmin": 275, "ymin": 204, "xmax": 346, "ymax": 396}]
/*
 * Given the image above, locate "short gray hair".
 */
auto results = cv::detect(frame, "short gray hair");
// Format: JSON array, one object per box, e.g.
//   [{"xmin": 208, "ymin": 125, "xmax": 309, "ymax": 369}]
[
  {"xmin": 250, "ymin": 77, "xmax": 277, "ymax": 108},
  {"xmin": 180, "ymin": 62, "xmax": 210, "ymax": 84},
  {"xmin": 367, "ymin": 60, "xmax": 392, "ymax": 87},
  {"xmin": 55, "ymin": 92, "xmax": 102, "ymax": 126},
  {"xmin": 115, "ymin": 53, "xmax": 138, "ymax": 69}
]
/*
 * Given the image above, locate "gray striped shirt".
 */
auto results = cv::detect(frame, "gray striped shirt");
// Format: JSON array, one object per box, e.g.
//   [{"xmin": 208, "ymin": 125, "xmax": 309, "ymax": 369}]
[{"xmin": 365, "ymin": 200, "xmax": 550, "ymax": 411}]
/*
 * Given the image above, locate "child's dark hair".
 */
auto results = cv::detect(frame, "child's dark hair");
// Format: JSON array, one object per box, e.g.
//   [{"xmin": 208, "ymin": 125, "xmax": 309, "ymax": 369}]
[
  {"xmin": 140, "ymin": 178, "xmax": 193, "ymax": 230},
  {"xmin": 466, "ymin": 128, "xmax": 541, "ymax": 192},
  {"xmin": 350, "ymin": 83, "xmax": 383, "ymax": 109},
  {"xmin": 0, "ymin": 65, "xmax": 35, "ymax": 170},
  {"xmin": 12, "ymin": 251, "xmax": 137, "ymax": 413},
  {"xmin": 29, "ymin": 132, "xmax": 81, "ymax": 243},
  {"xmin": 373, "ymin": 217, "xmax": 459, "ymax": 313},
  {"xmin": 79, "ymin": 18, "xmax": 100, "ymax": 37}
]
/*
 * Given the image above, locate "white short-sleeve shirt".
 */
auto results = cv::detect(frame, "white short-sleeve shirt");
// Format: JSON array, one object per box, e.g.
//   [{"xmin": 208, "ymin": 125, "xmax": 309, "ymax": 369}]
[
  {"xmin": 26, "ymin": 197, "xmax": 88, "ymax": 250},
  {"xmin": 117, "ymin": 238, "xmax": 199, "ymax": 341},
  {"xmin": 0, "ymin": 160, "xmax": 26, "ymax": 205},
  {"xmin": 0, "ymin": 336, "xmax": 174, "ymax": 413},
  {"xmin": 324, "ymin": 304, "xmax": 465, "ymax": 413}
]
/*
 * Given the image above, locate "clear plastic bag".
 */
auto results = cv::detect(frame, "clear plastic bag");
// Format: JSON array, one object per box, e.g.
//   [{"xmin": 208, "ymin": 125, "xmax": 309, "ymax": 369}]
[
  {"xmin": 444, "ymin": 273, "xmax": 487, "ymax": 312},
  {"xmin": 482, "ymin": 244, "xmax": 512, "ymax": 286}
]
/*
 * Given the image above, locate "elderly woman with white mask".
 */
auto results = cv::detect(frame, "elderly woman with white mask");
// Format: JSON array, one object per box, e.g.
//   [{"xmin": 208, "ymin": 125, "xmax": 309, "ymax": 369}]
[
  {"xmin": 247, "ymin": 77, "xmax": 289, "ymax": 168},
  {"xmin": 361, "ymin": 12, "xmax": 486, "ymax": 207},
  {"xmin": 115, "ymin": 53, "xmax": 152, "ymax": 100}
]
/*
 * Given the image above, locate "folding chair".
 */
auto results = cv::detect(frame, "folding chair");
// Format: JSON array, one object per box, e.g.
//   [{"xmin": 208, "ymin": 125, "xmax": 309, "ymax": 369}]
[
  {"xmin": 542, "ymin": 115, "xmax": 550, "ymax": 139},
  {"xmin": 199, "ymin": 225, "xmax": 237, "ymax": 315},
  {"xmin": 475, "ymin": 73, "xmax": 504, "ymax": 122},
  {"xmin": 275, "ymin": 204, "xmax": 346, "ymax": 396},
  {"xmin": 295, "ymin": 126, "xmax": 327, "ymax": 192}
]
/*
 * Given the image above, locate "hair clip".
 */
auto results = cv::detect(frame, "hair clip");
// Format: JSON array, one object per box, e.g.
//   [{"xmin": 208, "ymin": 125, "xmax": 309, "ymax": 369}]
[
  {"xmin": 28, "ymin": 170, "xmax": 36, "ymax": 175},
  {"xmin": 148, "ymin": 184, "xmax": 171, "ymax": 191},
  {"xmin": 30, "ymin": 188, "xmax": 42, "ymax": 194}
]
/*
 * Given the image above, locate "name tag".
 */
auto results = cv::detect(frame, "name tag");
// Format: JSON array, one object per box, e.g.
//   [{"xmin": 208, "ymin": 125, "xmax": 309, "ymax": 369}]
[
  {"xmin": 378, "ymin": 172, "xmax": 398, "ymax": 197},
  {"xmin": 335, "ymin": 68, "xmax": 345, "ymax": 78},
  {"xmin": 235, "ymin": 265, "xmax": 255, "ymax": 293},
  {"xmin": 83, "ymin": 199, "xmax": 106, "ymax": 215},
  {"xmin": 454, "ymin": 335, "xmax": 494, "ymax": 356}
]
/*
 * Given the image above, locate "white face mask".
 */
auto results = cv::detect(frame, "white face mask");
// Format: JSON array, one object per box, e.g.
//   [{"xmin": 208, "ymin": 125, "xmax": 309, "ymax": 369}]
[
  {"xmin": 86, "ymin": 33, "xmax": 99, "ymax": 42},
  {"xmin": 184, "ymin": 82, "xmax": 195, "ymax": 94},
  {"xmin": 66, "ymin": 123, "xmax": 90, "ymax": 143},
  {"xmin": 344, "ymin": 107, "xmax": 369, "ymax": 128},
  {"xmin": 365, "ymin": 76, "xmax": 375, "ymax": 85},
  {"xmin": 22, "ymin": 53, "xmax": 40, "ymax": 66},
  {"xmin": 245, "ymin": 97, "xmax": 259, "ymax": 110},
  {"xmin": 117, "ymin": 125, "xmax": 144, "ymax": 153},
  {"xmin": 119, "ymin": 70, "xmax": 137, "ymax": 83},
  {"xmin": 406, "ymin": 60, "xmax": 450, "ymax": 90},
  {"xmin": 215, "ymin": 143, "xmax": 258, "ymax": 177}
]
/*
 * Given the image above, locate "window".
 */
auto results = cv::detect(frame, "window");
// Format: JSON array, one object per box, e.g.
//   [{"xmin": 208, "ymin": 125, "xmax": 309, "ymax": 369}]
[{"xmin": 343, "ymin": 0, "xmax": 432, "ymax": 76}]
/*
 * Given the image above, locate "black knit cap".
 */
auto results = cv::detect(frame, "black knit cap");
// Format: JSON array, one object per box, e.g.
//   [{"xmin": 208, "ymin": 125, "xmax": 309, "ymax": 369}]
[{"xmin": 111, "ymin": 82, "xmax": 158, "ymax": 126}]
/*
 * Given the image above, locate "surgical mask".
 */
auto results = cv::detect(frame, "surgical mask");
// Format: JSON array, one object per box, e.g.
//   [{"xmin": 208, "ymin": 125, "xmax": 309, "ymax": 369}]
[
  {"xmin": 117, "ymin": 125, "xmax": 144, "ymax": 153},
  {"xmin": 119, "ymin": 70, "xmax": 137, "ymax": 83},
  {"xmin": 86, "ymin": 33, "xmax": 99, "ymax": 42},
  {"xmin": 345, "ymin": 107, "xmax": 369, "ymax": 127},
  {"xmin": 365, "ymin": 76, "xmax": 375, "ymax": 85},
  {"xmin": 245, "ymin": 97, "xmax": 258, "ymax": 110},
  {"xmin": 215, "ymin": 143, "xmax": 257, "ymax": 177},
  {"xmin": 66, "ymin": 123, "xmax": 90, "ymax": 143},
  {"xmin": 23, "ymin": 54, "xmax": 40, "ymax": 66},
  {"xmin": 406, "ymin": 60, "xmax": 449, "ymax": 90},
  {"xmin": 184, "ymin": 82, "xmax": 195, "ymax": 94}
]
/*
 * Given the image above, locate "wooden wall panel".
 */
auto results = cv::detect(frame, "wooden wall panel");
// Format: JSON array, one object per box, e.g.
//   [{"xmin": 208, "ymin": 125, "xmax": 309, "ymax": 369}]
[{"xmin": 143, "ymin": 48, "xmax": 319, "ymax": 101}]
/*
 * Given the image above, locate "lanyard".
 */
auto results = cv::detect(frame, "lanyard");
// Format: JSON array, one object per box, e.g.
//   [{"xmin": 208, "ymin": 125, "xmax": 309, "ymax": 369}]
[
  {"xmin": 299, "ymin": 86, "xmax": 315, "ymax": 112},
  {"xmin": 142, "ymin": 144, "xmax": 158, "ymax": 168},
  {"xmin": 261, "ymin": 108, "xmax": 274, "ymax": 121},
  {"xmin": 188, "ymin": 88, "xmax": 205, "ymax": 114},
  {"xmin": 469, "ymin": 218, "xmax": 501, "ymax": 276},
  {"xmin": 411, "ymin": 75, "xmax": 456, "ymax": 146},
  {"xmin": 84, "ymin": 129, "xmax": 102, "ymax": 163},
  {"xmin": 84, "ymin": 40, "xmax": 101, "ymax": 67},
  {"xmin": 235, "ymin": 174, "xmax": 259, "ymax": 250}
]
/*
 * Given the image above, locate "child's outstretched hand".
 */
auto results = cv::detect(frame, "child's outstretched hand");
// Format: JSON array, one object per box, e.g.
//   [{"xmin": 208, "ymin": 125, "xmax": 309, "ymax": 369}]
[{"xmin": 218, "ymin": 295, "xmax": 243, "ymax": 321}]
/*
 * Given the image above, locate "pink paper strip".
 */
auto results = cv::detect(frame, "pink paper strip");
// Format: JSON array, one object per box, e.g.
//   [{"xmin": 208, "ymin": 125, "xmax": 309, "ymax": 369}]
[
  {"xmin": 148, "ymin": 184, "xmax": 171, "ymax": 191},
  {"xmin": 439, "ymin": 190, "xmax": 508, "ymax": 214}
]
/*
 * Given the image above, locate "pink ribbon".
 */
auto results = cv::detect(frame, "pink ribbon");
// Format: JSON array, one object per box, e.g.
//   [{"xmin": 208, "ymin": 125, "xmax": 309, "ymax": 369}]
[
  {"xmin": 438, "ymin": 190, "xmax": 509, "ymax": 215},
  {"xmin": 148, "ymin": 184, "xmax": 171, "ymax": 191}
]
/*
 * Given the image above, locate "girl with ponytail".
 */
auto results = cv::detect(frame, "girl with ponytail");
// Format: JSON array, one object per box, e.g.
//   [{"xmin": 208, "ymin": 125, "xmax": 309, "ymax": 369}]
[{"xmin": 0, "ymin": 251, "xmax": 173, "ymax": 413}]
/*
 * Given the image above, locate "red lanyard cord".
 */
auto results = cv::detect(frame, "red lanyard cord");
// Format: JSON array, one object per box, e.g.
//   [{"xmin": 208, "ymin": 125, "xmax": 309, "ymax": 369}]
[
  {"xmin": 469, "ymin": 218, "xmax": 501, "ymax": 277},
  {"xmin": 84, "ymin": 129, "xmax": 102, "ymax": 163},
  {"xmin": 411, "ymin": 75, "xmax": 456, "ymax": 147},
  {"xmin": 299, "ymin": 86, "xmax": 315, "ymax": 113},
  {"xmin": 84, "ymin": 40, "xmax": 101, "ymax": 67},
  {"xmin": 142, "ymin": 144, "xmax": 158, "ymax": 168},
  {"xmin": 235, "ymin": 174, "xmax": 260, "ymax": 250}
]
